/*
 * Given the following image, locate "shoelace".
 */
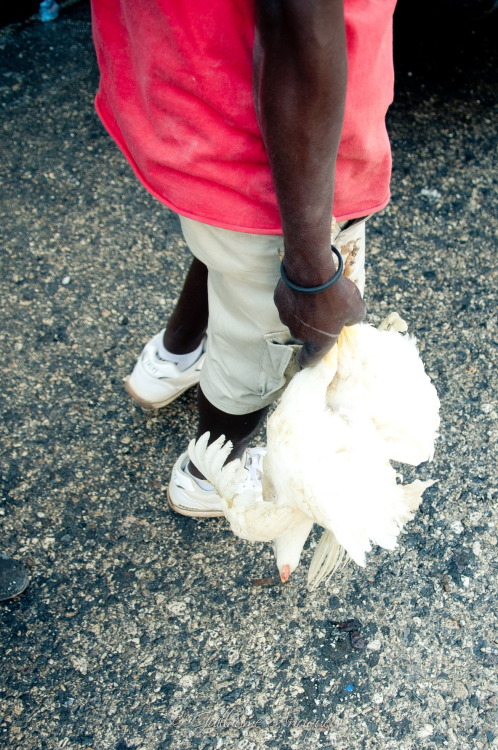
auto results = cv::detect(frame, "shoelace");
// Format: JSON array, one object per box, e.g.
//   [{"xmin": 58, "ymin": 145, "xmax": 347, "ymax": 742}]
[
  {"xmin": 185, "ymin": 446, "xmax": 266, "ymax": 495},
  {"xmin": 236, "ymin": 447, "xmax": 266, "ymax": 493}
]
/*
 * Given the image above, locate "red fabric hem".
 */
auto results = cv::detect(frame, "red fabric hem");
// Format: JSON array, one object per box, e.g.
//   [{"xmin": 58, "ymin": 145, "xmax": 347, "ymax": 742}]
[{"xmin": 95, "ymin": 96, "xmax": 389, "ymax": 235}]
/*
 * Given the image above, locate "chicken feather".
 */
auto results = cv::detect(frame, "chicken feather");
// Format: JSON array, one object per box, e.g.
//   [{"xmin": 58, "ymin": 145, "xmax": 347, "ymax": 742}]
[
  {"xmin": 188, "ymin": 313, "xmax": 440, "ymax": 587},
  {"xmin": 187, "ymin": 433, "xmax": 301, "ymax": 543}
]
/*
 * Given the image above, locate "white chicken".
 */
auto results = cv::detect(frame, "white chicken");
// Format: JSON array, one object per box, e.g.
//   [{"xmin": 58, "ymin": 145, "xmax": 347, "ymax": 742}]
[{"xmin": 188, "ymin": 312, "xmax": 440, "ymax": 588}]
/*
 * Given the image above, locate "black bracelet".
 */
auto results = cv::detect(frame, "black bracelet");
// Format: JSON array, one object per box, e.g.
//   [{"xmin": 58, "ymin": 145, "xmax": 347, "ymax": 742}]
[{"xmin": 280, "ymin": 245, "xmax": 344, "ymax": 294}]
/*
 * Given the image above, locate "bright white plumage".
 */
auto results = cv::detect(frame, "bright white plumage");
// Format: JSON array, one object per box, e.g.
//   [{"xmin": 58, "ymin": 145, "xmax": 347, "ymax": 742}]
[
  {"xmin": 188, "ymin": 313, "xmax": 439, "ymax": 588},
  {"xmin": 188, "ymin": 433, "xmax": 303, "ymax": 543}
]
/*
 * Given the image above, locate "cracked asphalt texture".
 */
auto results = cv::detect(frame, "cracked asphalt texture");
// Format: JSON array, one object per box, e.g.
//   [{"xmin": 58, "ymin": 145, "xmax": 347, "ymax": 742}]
[{"xmin": 1, "ymin": 3, "xmax": 497, "ymax": 749}]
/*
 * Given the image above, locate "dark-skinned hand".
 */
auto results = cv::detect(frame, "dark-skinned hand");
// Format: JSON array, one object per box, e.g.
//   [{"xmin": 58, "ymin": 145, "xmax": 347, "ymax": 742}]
[{"xmin": 274, "ymin": 273, "xmax": 366, "ymax": 368}]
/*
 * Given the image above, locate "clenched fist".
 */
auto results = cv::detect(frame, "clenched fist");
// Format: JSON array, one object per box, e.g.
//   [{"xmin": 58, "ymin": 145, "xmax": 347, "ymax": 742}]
[{"xmin": 274, "ymin": 273, "xmax": 366, "ymax": 368}]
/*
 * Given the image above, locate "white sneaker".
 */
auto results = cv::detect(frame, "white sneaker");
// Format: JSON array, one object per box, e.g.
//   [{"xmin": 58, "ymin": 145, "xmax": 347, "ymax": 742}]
[
  {"xmin": 124, "ymin": 330, "xmax": 205, "ymax": 410},
  {"xmin": 167, "ymin": 447, "xmax": 266, "ymax": 518}
]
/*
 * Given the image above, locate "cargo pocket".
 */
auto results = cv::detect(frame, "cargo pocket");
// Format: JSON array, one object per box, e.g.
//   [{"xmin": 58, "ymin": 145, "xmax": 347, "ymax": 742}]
[{"xmin": 258, "ymin": 331, "xmax": 301, "ymax": 401}]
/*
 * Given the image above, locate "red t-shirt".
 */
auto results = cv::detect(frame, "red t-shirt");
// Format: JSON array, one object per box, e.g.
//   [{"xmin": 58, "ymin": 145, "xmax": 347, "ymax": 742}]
[{"xmin": 91, "ymin": 0, "xmax": 396, "ymax": 233}]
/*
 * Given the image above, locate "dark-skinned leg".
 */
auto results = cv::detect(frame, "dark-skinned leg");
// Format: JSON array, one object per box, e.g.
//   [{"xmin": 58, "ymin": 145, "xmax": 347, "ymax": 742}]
[
  {"xmin": 188, "ymin": 386, "xmax": 268, "ymax": 478},
  {"xmin": 164, "ymin": 259, "xmax": 266, "ymax": 475},
  {"xmin": 163, "ymin": 257, "xmax": 209, "ymax": 354}
]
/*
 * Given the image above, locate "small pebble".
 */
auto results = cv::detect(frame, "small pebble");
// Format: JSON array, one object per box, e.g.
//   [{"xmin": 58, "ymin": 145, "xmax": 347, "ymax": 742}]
[
  {"xmin": 367, "ymin": 640, "xmax": 381, "ymax": 651},
  {"xmin": 418, "ymin": 724, "xmax": 434, "ymax": 739}
]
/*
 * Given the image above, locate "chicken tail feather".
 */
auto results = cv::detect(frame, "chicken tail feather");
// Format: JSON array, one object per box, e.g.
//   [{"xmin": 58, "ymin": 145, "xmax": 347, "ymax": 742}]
[
  {"xmin": 307, "ymin": 529, "xmax": 348, "ymax": 590},
  {"xmin": 188, "ymin": 432, "xmax": 247, "ymax": 503}
]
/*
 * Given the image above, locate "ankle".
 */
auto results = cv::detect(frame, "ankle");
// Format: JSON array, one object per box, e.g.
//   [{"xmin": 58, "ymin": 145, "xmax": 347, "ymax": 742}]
[
  {"xmin": 156, "ymin": 337, "xmax": 204, "ymax": 371},
  {"xmin": 163, "ymin": 331, "xmax": 206, "ymax": 356},
  {"xmin": 187, "ymin": 459, "xmax": 205, "ymax": 480}
]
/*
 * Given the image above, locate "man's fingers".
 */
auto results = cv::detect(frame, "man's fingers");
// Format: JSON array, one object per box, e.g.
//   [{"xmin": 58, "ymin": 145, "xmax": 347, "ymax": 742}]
[
  {"xmin": 350, "ymin": 296, "xmax": 367, "ymax": 326},
  {"xmin": 297, "ymin": 339, "xmax": 335, "ymax": 368},
  {"xmin": 274, "ymin": 274, "xmax": 365, "ymax": 369}
]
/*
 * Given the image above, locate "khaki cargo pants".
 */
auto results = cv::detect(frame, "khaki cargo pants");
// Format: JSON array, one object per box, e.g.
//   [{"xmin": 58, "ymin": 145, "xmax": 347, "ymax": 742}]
[{"xmin": 179, "ymin": 215, "xmax": 368, "ymax": 415}]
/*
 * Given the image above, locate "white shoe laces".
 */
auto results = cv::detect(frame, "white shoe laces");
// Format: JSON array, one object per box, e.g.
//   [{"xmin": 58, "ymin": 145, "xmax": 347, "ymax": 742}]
[{"xmin": 237, "ymin": 447, "xmax": 266, "ymax": 492}]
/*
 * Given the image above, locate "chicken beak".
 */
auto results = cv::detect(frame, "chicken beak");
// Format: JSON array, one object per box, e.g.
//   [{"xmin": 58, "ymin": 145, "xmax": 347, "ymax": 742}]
[{"xmin": 280, "ymin": 564, "xmax": 291, "ymax": 583}]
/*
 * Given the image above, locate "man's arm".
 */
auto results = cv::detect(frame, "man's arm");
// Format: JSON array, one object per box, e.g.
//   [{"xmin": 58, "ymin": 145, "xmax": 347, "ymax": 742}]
[{"xmin": 253, "ymin": 0, "xmax": 366, "ymax": 366}]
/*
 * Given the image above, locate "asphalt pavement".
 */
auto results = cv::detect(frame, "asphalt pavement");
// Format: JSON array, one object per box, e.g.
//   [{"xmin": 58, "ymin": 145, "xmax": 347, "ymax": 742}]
[{"xmin": 1, "ymin": 3, "xmax": 497, "ymax": 749}]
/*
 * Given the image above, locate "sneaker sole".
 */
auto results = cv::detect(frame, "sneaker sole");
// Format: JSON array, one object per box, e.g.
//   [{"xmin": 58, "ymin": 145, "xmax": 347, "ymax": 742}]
[
  {"xmin": 124, "ymin": 376, "xmax": 197, "ymax": 410},
  {"xmin": 166, "ymin": 486, "xmax": 225, "ymax": 518}
]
